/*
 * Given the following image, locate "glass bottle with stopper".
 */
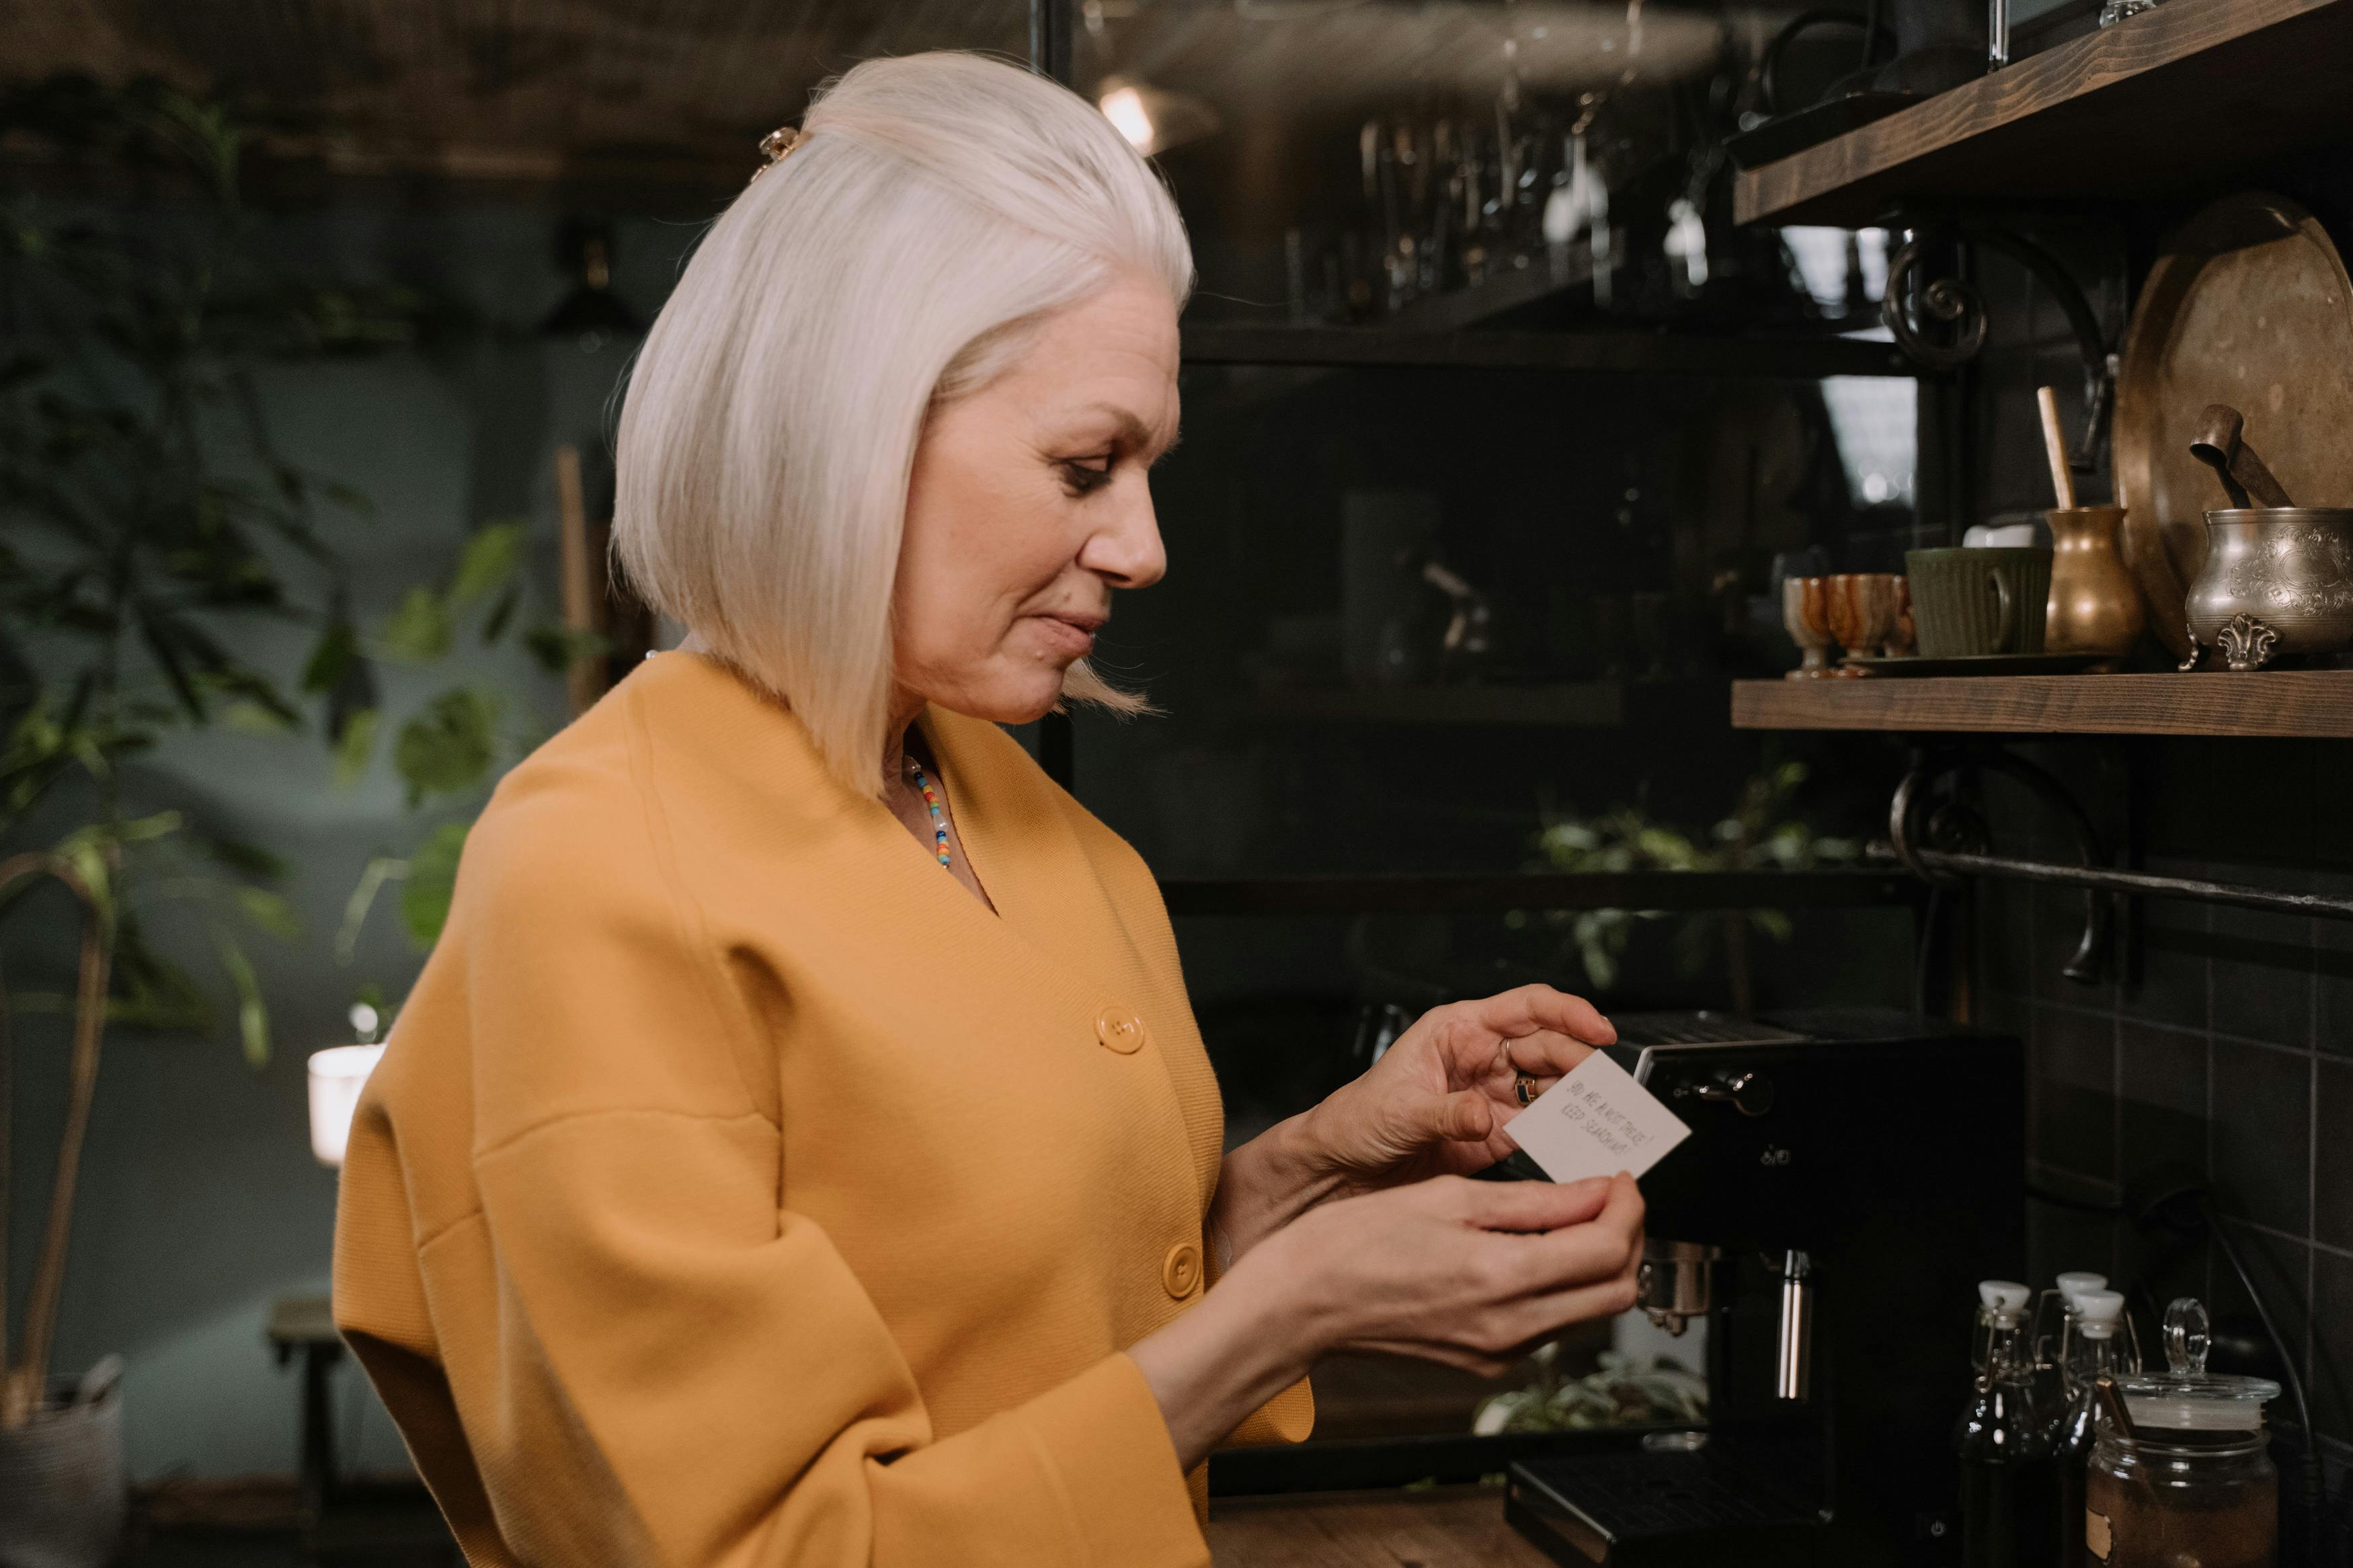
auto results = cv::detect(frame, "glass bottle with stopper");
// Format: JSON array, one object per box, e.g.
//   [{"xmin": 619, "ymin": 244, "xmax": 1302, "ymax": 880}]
[
  {"xmin": 2085, "ymin": 1298, "xmax": 2278, "ymax": 1568},
  {"xmin": 2030, "ymin": 1270, "xmax": 2132, "ymax": 1410},
  {"xmin": 2050, "ymin": 1289, "xmax": 2131, "ymax": 1564},
  {"xmin": 1956, "ymin": 1280, "xmax": 2056, "ymax": 1568},
  {"xmin": 2041, "ymin": 1272, "xmax": 2141, "ymax": 1370}
]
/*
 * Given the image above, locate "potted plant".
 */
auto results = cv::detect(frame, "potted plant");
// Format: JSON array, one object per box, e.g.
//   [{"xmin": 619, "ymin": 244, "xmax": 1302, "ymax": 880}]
[
  {"xmin": 0, "ymin": 75, "xmax": 432, "ymax": 1559},
  {"xmin": 0, "ymin": 850, "xmax": 120, "ymax": 1565},
  {"xmin": 333, "ymin": 511, "xmax": 602, "ymax": 1013}
]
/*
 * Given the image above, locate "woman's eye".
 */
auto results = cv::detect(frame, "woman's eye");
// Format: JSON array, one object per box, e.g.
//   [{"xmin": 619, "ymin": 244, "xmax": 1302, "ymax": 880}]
[{"xmin": 1060, "ymin": 456, "xmax": 1115, "ymax": 496}]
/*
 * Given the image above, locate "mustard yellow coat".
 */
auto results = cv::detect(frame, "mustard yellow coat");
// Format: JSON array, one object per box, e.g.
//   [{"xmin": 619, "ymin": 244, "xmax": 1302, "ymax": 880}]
[{"xmin": 332, "ymin": 650, "xmax": 1312, "ymax": 1567}]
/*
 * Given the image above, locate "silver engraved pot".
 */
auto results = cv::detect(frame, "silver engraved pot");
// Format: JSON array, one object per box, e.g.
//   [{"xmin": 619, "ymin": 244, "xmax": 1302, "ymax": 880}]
[{"xmin": 2182, "ymin": 508, "xmax": 2353, "ymax": 670}]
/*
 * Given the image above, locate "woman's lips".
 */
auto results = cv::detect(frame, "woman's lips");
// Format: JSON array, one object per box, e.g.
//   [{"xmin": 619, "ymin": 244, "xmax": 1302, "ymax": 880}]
[{"xmin": 1027, "ymin": 614, "xmax": 1100, "ymax": 659}]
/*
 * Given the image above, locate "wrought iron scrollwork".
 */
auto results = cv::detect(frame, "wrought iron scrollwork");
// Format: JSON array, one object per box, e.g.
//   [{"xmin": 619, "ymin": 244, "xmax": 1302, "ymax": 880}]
[
  {"xmin": 1882, "ymin": 236, "xmax": 1989, "ymax": 370},
  {"xmin": 1882, "ymin": 222, "xmax": 2119, "ymax": 472},
  {"xmin": 1890, "ymin": 748, "xmax": 2109, "ymax": 984},
  {"xmin": 1888, "ymin": 747, "xmax": 2353, "ymax": 989}
]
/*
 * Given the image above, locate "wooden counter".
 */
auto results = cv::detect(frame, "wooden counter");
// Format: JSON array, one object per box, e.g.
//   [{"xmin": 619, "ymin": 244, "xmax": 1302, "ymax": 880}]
[{"xmin": 1207, "ymin": 1485, "xmax": 1556, "ymax": 1568}]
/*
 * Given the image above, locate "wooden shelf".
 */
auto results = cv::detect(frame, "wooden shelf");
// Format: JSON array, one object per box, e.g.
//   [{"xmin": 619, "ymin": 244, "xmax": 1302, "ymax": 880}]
[
  {"xmin": 1731, "ymin": 670, "xmax": 2353, "ymax": 736},
  {"xmin": 1733, "ymin": 0, "xmax": 2353, "ymax": 226},
  {"xmin": 1181, "ymin": 325, "xmax": 1917, "ymax": 379}
]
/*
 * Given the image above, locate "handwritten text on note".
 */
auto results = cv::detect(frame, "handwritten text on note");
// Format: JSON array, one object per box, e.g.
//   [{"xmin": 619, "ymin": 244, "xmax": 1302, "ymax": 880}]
[{"xmin": 1504, "ymin": 1048, "xmax": 1691, "ymax": 1183}]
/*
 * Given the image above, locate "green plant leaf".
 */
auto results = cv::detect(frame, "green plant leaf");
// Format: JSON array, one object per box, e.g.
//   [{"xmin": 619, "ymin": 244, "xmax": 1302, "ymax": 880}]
[
  {"xmin": 524, "ymin": 620, "xmax": 607, "ymax": 675},
  {"xmin": 221, "ymin": 698, "xmax": 296, "ymax": 735},
  {"xmin": 211, "ymin": 930, "xmax": 270, "ymax": 1067},
  {"xmin": 116, "ymin": 810, "xmax": 185, "ymax": 843},
  {"xmin": 233, "ymin": 884, "xmax": 303, "ymax": 941},
  {"xmin": 49, "ymin": 830, "xmax": 116, "ymax": 925},
  {"xmin": 450, "ymin": 521, "xmax": 526, "ymax": 608},
  {"xmin": 200, "ymin": 834, "xmax": 289, "ymax": 881},
  {"xmin": 108, "ymin": 919, "xmax": 212, "ymax": 1032},
  {"xmin": 332, "ymin": 707, "xmax": 379, "ymax": 789},
  {"xmin": 302, "ymin": 617, "xmax": 359, "ymax": 695},
  {"xmin": 337, "ymin": 854, "xmax": 407, "ymax": 963},
  {"xmin": 321, "ymin": 643, "xmax": 380, "ymax": 743},
  {"xmin": 399, "ymin": 821, "xmax": 469, "ymax": 950},
  {"xmin": 393, "ymin": 689, "xmax": 498, "ymax": 807},
  {"xmin": 138, "ymin": 614, "xmax": 208, "ymax": 722},
  {"xmin": 204, "ymin": 666, "xmax": 303, "ymax": 729},
  {"xmin": 378, "ymin": 585, "xmax": 452, "ymax": 663},
  {"xmin": 481, "ymin": 583, "xmax": 520, "ymax": 645}
]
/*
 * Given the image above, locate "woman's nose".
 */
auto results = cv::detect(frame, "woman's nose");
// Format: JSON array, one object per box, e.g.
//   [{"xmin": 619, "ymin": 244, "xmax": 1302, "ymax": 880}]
[{"xmin": 1078, "ymin": 481, "xmax": 1167, "ymax": 591}]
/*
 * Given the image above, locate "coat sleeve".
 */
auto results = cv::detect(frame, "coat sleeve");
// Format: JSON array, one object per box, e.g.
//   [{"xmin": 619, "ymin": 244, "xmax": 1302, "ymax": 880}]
[
  {"xmin": 340, "ymin": 772, "xmax": 1209, "ymax": 1568},
  {"xmin": 454, "ymin": 1110, "xmax": 1205, "ymax": 1568}
]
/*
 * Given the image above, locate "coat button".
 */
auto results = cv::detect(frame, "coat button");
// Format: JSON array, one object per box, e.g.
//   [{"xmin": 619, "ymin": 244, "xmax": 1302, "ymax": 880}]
[
  {"xmin": 1095, "ymin": 1005, "xmax": 1146, "ymax": 1054},
  {"xmin": 1162, "ymin": 1241, "xmax": 1202, "ymax": 1299}
]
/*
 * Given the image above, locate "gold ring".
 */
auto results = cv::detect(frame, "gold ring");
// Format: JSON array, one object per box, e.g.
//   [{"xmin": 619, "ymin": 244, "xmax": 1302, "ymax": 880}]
[{"xmin": 1514, "ymin": 1073, "xmax": 1540, "ymax": 1106}]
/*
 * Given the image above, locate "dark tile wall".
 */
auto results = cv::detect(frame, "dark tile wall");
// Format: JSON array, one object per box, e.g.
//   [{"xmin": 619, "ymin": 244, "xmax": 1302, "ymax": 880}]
[{"xmin": 1963, "ymin": 247, "xmax": 2353, "ymax": 1480}]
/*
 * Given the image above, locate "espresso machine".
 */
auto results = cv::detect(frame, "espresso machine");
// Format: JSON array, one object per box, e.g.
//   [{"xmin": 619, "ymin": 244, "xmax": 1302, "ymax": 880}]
[{"xmin": 1497, "ymin": 1009, "xmax": 2025, "ymax": 1567}]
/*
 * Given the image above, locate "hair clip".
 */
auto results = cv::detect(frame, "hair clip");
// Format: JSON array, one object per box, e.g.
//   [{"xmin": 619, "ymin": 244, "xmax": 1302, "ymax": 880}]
[{"xmin": 749, "ymin": 126, "xmax": 804, "ymax": 183}]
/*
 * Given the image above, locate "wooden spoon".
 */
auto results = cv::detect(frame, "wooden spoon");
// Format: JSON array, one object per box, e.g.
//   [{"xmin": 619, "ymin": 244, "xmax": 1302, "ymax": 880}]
[{"xmin": 2038, "ymin": 386, "xmax": 2077, "ymax": 509}]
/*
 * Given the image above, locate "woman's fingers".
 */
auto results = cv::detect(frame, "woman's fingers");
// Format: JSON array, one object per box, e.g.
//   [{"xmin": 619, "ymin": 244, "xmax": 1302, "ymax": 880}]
[
  {"xmin": 1443, "ymin": 1172, "xmax": 1615, "ymax": 1234},
  {"xmin": 1478, "ymin": 1173, "xmax": 1645, "ymax": 1298},
  {"xmin": 1498, "ymin": 1029, "xmax": 1598, "ymax": 1081},
  {"xmin": 1498, "ymin": 1272, "xmax": 1646, "ymax": 1354},
  {"xmin": 1304, "ymin": 1172, "xmax": 1647, "ymax": 1373},
  {"xmin": 1425, "ymin": 985, "xmax": 1616, "ymax": 1095},
  {"xmin": 1433, "ymin": 1087, "xmax": 1497, "ymax": 1143},
  {"xmin": 1464, "ymin": 984, "xmax": 1617, "ymax": 1048}
]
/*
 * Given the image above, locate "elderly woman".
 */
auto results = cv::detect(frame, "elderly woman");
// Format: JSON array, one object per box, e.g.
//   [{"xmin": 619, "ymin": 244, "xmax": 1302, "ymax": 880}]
[{"xmin": 333, "ymin": 50, "xmax": 1642, "ymax": 1568}]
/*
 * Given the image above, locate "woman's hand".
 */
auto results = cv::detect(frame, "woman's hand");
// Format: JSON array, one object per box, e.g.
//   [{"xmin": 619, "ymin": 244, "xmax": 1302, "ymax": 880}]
[
  {"xmin": 1131, "ymin": 1172, "xmax": 1645, "ymax": 1469},
  {"xmin": 1306, "ymin": 984, "xmax": 1617, "ymax": 1190},
  {"xmin": 1210, "ymin": 985, "xmax": 1616, "ymax": 1267},
  {"xmin": 1277, "ymin": 1172, "xmax": 1644, "ymax": 1371}
]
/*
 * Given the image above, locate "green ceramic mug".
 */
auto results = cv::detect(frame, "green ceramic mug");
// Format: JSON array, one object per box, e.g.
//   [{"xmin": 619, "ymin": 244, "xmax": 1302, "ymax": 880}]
[{"xmin": 1905, "ymin": 547, "xmax": 2053, "ymax": 658}]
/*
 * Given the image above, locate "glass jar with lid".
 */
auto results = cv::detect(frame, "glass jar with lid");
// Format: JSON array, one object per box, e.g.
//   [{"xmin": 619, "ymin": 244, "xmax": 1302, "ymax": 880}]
[{"xmin": 2085, "ymin": 1299, "xmax": 2278, "ymax": 1568}]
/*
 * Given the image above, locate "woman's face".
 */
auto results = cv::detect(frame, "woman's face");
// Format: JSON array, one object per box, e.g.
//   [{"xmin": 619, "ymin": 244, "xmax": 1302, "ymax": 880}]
[{"xmin": 895, "ymin": 274, "xmax": 1178, "ymax": 725}]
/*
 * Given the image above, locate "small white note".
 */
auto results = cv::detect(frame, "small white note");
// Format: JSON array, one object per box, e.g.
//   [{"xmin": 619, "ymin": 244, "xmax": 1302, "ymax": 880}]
[{"xmin": 1505, "ymin": 1049, "xmax": 1691, "ymax": 1184}]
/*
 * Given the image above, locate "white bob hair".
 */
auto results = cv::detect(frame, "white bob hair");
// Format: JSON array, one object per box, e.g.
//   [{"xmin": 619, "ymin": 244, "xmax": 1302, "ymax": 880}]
[{"xmin": 612, "ymin": 51, "xmax": 1192, "ymax": 798}]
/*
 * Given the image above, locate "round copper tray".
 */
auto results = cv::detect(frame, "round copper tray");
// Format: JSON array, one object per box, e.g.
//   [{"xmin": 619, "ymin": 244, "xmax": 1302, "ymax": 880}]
[{"xmin": 2113, "ymin": 193, "xmax": 2353, "ymax": 658}]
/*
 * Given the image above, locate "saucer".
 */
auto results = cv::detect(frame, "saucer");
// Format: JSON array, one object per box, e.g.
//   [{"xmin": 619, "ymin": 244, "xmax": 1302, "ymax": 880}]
[{"xmin": 1845, "ymin": 652, "xmax": 2115, "ymax": 677}]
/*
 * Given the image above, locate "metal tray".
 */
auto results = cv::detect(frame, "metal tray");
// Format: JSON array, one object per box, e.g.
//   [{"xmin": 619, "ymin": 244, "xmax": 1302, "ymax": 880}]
[
  {"xmin": 2113, "ymin": 192, "xmax": 2353, "ymax": 658},
  {"xmin": 1843, "ymin": 652, "xmax": 2112, "ymax": 677}
]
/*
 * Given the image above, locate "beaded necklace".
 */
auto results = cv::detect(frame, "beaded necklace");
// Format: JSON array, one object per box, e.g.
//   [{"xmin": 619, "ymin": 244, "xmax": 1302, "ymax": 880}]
[{"xmin": 906, "ymin": 757, "xmax": 952, "ymax": 870}]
